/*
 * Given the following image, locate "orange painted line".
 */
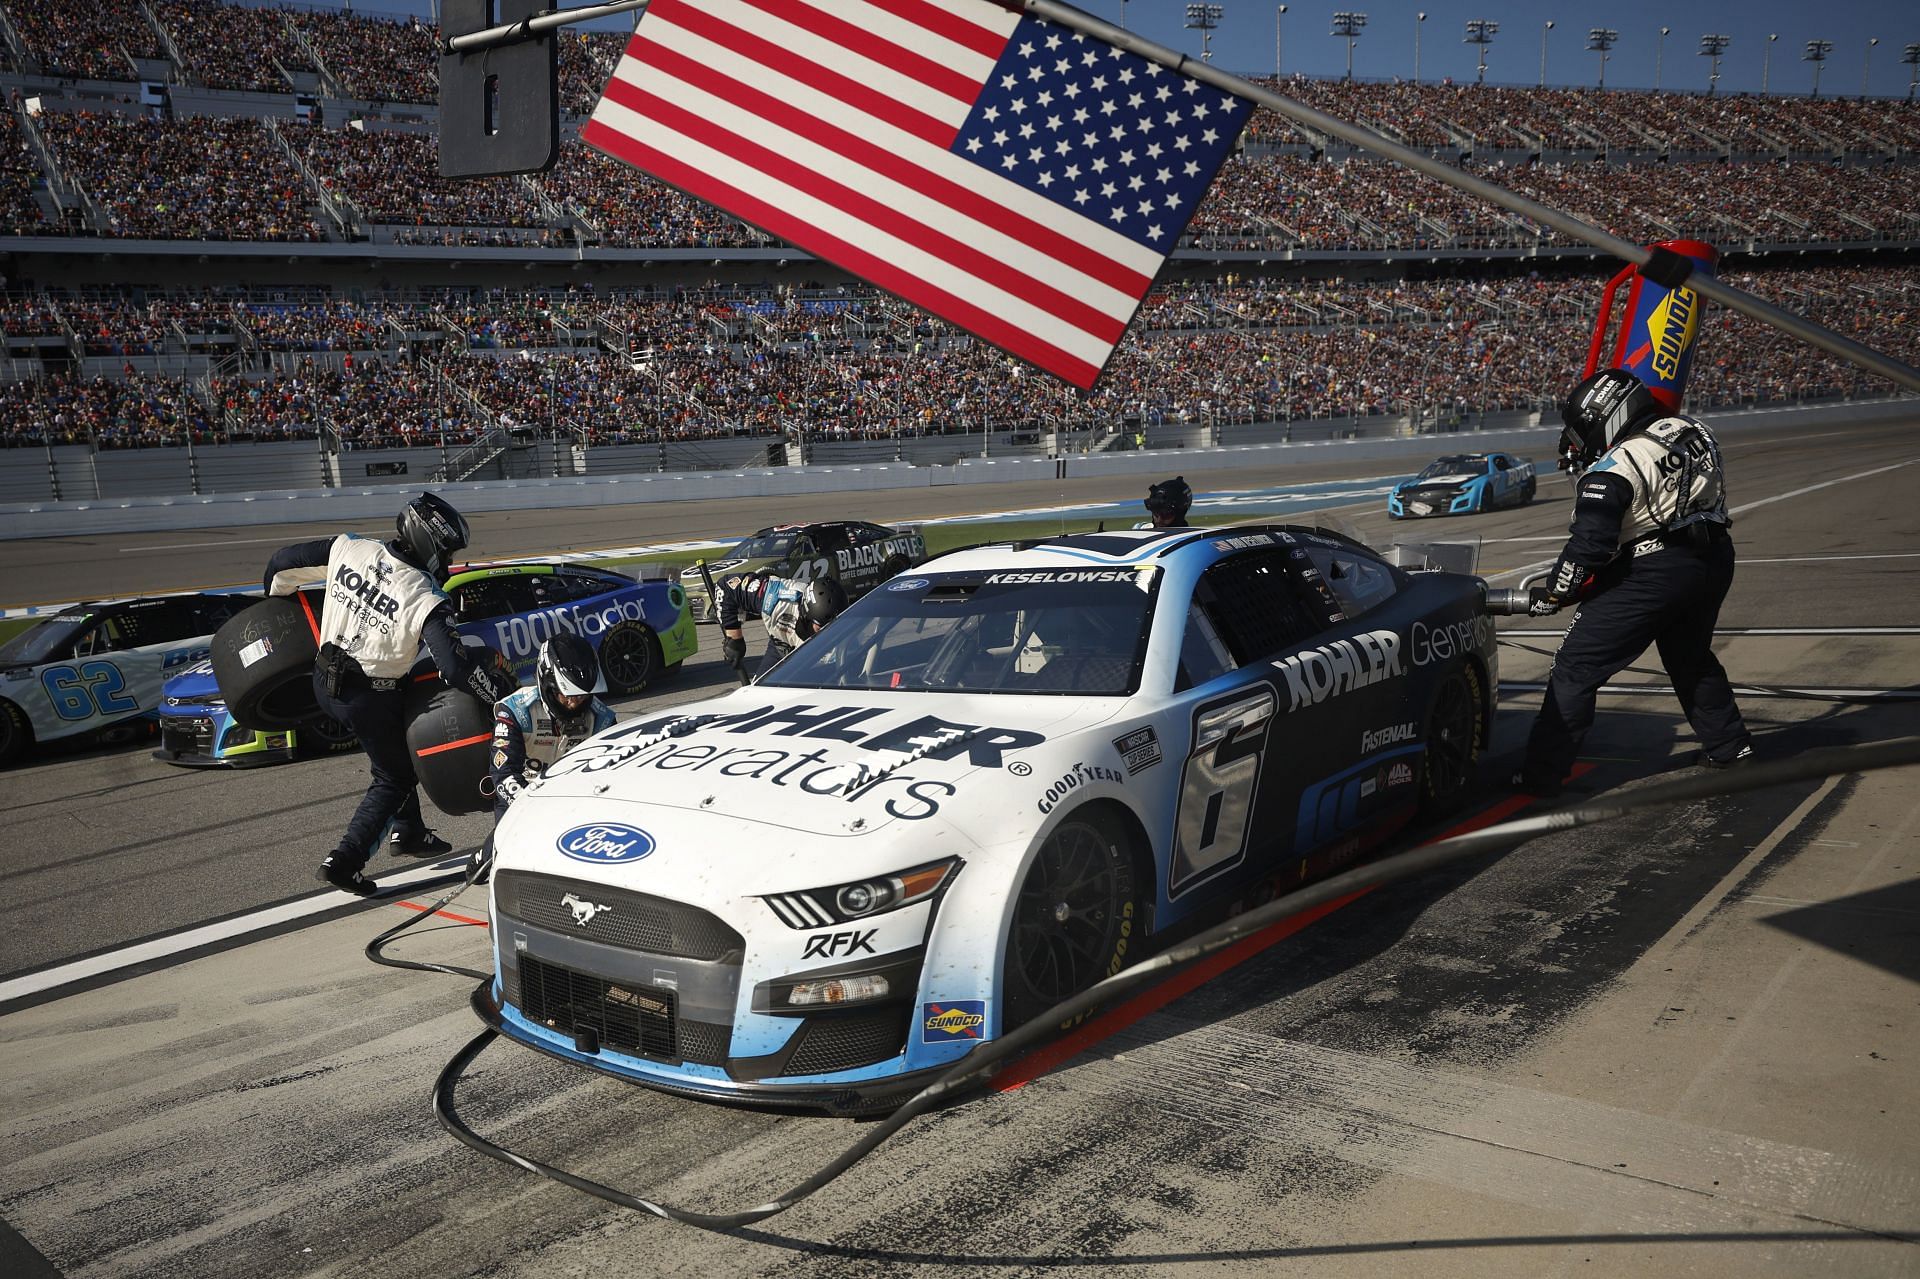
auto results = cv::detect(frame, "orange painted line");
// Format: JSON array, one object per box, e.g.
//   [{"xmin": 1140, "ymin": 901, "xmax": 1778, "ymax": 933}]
[
  {"xmin": 417, "ymin": 732, "xmax": 492, "ymax": 757},
  {"xmin": 296, "ymin": 590, "xmax": 322, "ymax": 644},
  {"xmin": 992, "ymin": 784, "xmax": 1567, "ymax": 1093},
  {"xmin": 394, "ymin": 899, "xmax": 489, "ymax": 928}
]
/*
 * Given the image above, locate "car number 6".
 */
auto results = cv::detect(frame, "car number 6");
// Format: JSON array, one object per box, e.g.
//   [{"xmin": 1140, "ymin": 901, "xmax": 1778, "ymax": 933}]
[{"xmin": 1170, "ymin": 686, "xmax": 1276, "ymax": 896}]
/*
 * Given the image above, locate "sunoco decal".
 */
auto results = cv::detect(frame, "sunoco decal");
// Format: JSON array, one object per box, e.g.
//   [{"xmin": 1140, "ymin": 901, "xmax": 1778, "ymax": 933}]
[
  {"xmin": 921, "ymin": 1000, "xmax": 987, "ymax": 1043},
  {"xmin": 556, "ymin": 823, "xmax": 655, "ymax": 864},
  {"xmin": 1113, "ymin": 726, "xmax": 1162, "ymax": 775},
  {"xmin": 1271, "ymin": 630, "xmax": 1403, "ymax": 712}
]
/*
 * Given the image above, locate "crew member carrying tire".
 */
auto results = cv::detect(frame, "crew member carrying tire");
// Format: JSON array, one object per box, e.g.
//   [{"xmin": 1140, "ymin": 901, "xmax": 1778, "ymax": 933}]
[
  {"xmin": 263, "ymin": 493, "xmax": 516, "ymax": 896},
  {"xmin": 1512, "ymin": 369, "xmax": 1754, "ymax": 797},
  {"xmin": 716, "ymin": 571, "xmax": 847, "ymax": 680},
  {"xmin": 1139, "ymin": 476, "xmax": 1193, "ymax": 529},
  {"xmin": 468, "ymin": 634, "xmax": 616, "ymax": 885}
]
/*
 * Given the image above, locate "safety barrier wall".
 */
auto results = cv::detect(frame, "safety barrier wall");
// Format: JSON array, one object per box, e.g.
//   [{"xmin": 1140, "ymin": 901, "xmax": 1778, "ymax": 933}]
[{"xmin": 0, "ymin": 397, "xmax": 1909, "ymax": 541}]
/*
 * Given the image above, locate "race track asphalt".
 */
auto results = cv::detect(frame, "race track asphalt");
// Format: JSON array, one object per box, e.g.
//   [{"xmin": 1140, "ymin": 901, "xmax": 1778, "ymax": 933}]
[{"xmin": 0, "ymin": 416, "xmax": 1915, "ymax": 1277}]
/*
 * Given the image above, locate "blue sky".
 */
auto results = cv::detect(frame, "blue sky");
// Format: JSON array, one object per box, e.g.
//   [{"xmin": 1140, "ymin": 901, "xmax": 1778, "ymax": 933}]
[{"xmin": 301, "ymin": 1, "xmax": 1916, "ymax": 97}]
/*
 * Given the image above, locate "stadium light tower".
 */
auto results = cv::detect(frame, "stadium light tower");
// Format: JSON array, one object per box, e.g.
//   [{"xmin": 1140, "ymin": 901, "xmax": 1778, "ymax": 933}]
[
  {"xmin": 1539, "ymin": 20, "xmax": 1554, "ymax": 88},
  {"xmin": 1656, "ymin": 27, "xmax": 1670, "ymax": 90},
  {"xmin": 1587, "ymin": 28, "xmax": 1618, "ymax": 89},
  {"xmin": 1862, "ymin": 37, "xmax": 1879, "ymax": 99},
  {"xmin": 1763, "ymin": 33, "xmax": 1779, "ymax": 94},
  {"xmin": 1464, "ymin": 20, "xmax": 1498, "ymax": 86},
  {"xmin": 1275, "ymin": 4, "xmax": 1287, "ymax": 76},
  {"xmin": 1330, "ymin": 11, "xmax": 1367, "ymax": 81},
  {"xmin": 1805, "ymin": 38, "xmax": 1833, "ymax": 99},
  {"xmin": 1414, "ymin": 12, "xmax": 1426, "ymax": 86},
  {"xmin": 1699, "ymin": 34, "xmax": 1730, "ymax": 96},
  {"xmin": 1904, "ymin": 43, "xmax": 1920, "ymax": 102},
  {"xmin": 1184, "ymin": 4, "xmax": 1224, "ymax": 62}
]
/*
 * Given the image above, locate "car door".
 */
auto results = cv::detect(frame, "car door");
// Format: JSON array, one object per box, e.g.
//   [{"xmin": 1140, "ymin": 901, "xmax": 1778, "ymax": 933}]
[
  {"xmin": 1489, "ymin": 454, "xmax": 1513, "ymax": 505},
  {"xmin": 44, "ymin": 599, "xmax": 207, "ymax": 736}
]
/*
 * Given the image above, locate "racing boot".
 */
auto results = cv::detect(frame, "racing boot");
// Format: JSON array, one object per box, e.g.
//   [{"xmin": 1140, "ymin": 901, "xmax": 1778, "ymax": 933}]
[
  {"xmin": 465, "ymin": 847, "xmax": 492, "ymax": 887},
  {"xmin": 1699, "ymin": 742, "xmax": 1755, "ymax": 770},
  {"xmin": 389, "ymin": 826, "xmax": 455, "ymax": 857},
  {"xmin": 317, "ymin": 853, "xmax": 379, "ymax": 897}
]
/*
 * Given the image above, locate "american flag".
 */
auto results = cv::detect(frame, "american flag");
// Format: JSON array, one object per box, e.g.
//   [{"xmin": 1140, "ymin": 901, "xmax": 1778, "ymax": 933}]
[{"xmin": 583, "ymin": 0, "xmax": 1253, "ymax": 390}]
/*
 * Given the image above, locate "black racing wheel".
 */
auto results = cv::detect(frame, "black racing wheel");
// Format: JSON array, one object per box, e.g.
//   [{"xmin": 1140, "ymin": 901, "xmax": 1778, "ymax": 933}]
[
  {"xmin": 0, "ymin": 698, "xmax": 34, "ymax": 766},
  {"xmin": 599, "ymin": 620, "xmax": 661, "ymax": 694},
  {"xmin": 1000, "ymin": 808, "xmax": 1142, "ymax": 1033},
  {"xmin": 1419, "ymin": 664, "xmax": 1485, "ymax": 814}
]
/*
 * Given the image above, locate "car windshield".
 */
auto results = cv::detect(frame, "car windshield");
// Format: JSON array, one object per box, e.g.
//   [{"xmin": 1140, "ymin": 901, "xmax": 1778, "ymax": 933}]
[
  {"xmin": 760, "ymin": 568, "xmax": 1161, "ymax": 696},
  {"xmin": 724, "ymin": 529, "xmax": 801, "ymax": 559},
  {"xmin": 1416, "ymin": 457, "xmax": 1487, "ymax": 480},
  {"xmin": 0, "ymin": 614, "xmax": 93, "ymax": 666}
]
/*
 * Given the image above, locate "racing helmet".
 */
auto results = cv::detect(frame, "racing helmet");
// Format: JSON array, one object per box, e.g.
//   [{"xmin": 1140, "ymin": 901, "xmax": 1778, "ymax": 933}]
[
  {"xmin": 799, "ymin": 577, "xmax": 848, "ymax": 632},
  {"xmin": 1559, "ymin": 370, "xmax": 1661, "ymax": 473},
  {"xmin": 394, "ymin": 492, "xmax": 471, "ymax": 577},
  {"xmin": 535, "ymin": 633, "xmax": 601, "ymax": 734},
  {"xmin": 1144, "ymin": 476, "xmax": 1193, "ymax": 526}
]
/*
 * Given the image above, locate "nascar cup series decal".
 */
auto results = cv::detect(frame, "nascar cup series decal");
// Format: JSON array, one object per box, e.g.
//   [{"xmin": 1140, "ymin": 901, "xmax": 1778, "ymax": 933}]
[
  {"xmin": 556, "ymin": 823, "xmax": 656, "ymax": 864},
  {"xmin": 921, "ymin": 1000, "xmax": 988, "ymax": 1043}
]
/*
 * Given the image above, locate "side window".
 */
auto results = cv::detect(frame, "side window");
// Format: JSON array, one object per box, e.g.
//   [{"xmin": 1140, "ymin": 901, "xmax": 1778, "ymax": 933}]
[
  {"xmin": 546, "ymin": 573, "xmax": 613, "ymax": 604},
  {"xmin": 1302, "ymin": 546, "xmax": 1401, "ymax": 618},
  {"xmin": 194, "ymin": 595, "xmax": 244, "ymax": 633},
  {"xmin": 1176, "ymin": 603, "xmax": 1237, "ymax": 691},
  {"xmin": 454, "ymin": 580, "xmax": 519, "ymax": 621},
  {"xmin": 1493, "ymin": 455, "xmax": 1511, "ymax": 471},
  {"xmin": 809, "ymin": 525, "xmax": 852, "ymax": 553},
  {"xmin": 1191, "ymin": 548, "xmax": 1323, "ymax": 665}
]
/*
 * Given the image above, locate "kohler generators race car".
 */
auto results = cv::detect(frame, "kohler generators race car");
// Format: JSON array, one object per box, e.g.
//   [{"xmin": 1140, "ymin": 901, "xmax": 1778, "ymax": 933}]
[
  {"xmin": 1388, "ymin": 452, "xmax": 1536, "ymax": 519},
  {"xmin": 475, "ymin": 524, "xmax": 1496, "ymax": 1114},
  {"xmin": 679, "ymin": 521, "xmax": 928, "ymax": 621}
]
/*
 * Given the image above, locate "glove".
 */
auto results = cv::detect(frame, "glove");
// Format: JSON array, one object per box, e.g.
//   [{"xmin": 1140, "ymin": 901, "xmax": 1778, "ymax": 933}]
[
  {"xmin": 466, "ymin": 662, "xmax": 516, "ymax": 704},
  {"xmin": 721, "ymin": 635, "xmax": 748, "ymax": 670},
  {"xmin": 1525, "ymin": 587, "xmax": 1562, "ymax": 617}
]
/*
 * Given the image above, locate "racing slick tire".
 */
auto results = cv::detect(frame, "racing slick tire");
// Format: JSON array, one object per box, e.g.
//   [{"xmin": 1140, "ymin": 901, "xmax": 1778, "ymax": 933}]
[
  {"xmin": 598, "ymin": 620, "xmax": 661, "ymax": 694},
  {"xmin": 1000, "ymin": 807, "xmax": 1143, "ymax": 1034},
  {"xmin": 1417, "ymin": 663, "xmax": 1486, "ymax": 815},
  {"xmin": 404, "ymin": 679, "xmax": 496, "ymax": 816},
  {"xmin": 211, "ymin": 592, "xmax": 324, "ymax": 730},
  {"xmin": 0, "ymin": 698, "xmax": 33, "ymax": 766},
  {"xmin": 1518, "ymin": 477, "xmax": 1537, "ymax": 507},
  {"xmin": 881, "ymin": 552, "xmax": 912, "ymax": 580}
]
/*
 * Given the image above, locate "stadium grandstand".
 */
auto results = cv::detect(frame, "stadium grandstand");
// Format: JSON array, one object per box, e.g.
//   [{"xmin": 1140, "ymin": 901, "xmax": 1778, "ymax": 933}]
[{"xmin": 0, "ymin": 0, "xmax": 1914, "ymax": 485}]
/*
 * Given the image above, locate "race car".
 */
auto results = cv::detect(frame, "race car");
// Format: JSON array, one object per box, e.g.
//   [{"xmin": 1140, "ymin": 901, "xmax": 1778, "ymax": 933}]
[
  {"xmin": 474, "ymin": 524, "xmax": 1496, "ymax": 1114},
  {"xmin": 154, "ymin": 562, "xmax": 696, "ymax": 768},
  {"xmin": 1387, "ymin": 452, "xmax": 1536, "ymax": 519},
  {"xmin": 0, "ymin": 593, "xmax": 257, "ymax": 766},
  {"xmin": 678, "ymin": 521, "xmax": 928, "ymax": 621}
]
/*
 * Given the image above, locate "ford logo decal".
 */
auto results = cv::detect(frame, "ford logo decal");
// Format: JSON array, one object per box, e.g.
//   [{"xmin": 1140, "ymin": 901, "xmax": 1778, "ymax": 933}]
[
  {"xmin": 556, "ymin": 823, "xmax": 656, "ymax": 864},
  {"xmin": 888, "ymin": 577, "xmax": 931, "ymax": 592}
]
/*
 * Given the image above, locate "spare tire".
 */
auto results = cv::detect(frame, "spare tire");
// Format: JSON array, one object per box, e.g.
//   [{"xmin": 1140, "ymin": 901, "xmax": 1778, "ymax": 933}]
[
  {"xmin": 405, "ymin": 677, "xmax": 498, "ymax": 816},
  {"xmin": 212, "ymin": 590, "xmax": 327, "ymax": 730}
]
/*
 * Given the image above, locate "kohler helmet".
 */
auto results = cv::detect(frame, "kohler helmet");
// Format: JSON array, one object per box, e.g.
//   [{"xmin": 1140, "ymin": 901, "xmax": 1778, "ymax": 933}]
[
  {"xmin": 1144, "ymin": 475, "xmax": 1193, "ymax": 526},
  {"xmin": 394, "ymin": 492, "xmax": 471, "ymax": 577},
  {"xmin": 535, "ymin": 633, "xmax": 601, "ymax": 735},
  {"xmin": 1559, "ymin": 369, "xmax": 1663, "ymax": 473},
  {"xmin": 799, "ymin": 576, "xmax": 848, "ymax": 633}
]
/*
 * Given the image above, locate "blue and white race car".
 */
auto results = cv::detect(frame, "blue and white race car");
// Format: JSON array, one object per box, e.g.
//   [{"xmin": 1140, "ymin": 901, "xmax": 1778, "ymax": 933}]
[
  {"xmin": 0, "ymin": 593, "xmax": 256, "ymax": 766},
  {"xmin": 474, "ymin": 524, "xmax": 1497, "ymax": 1114},
  {"xmin": 154, "ymin": 562, "xmax": 696, "ymax": 768},
  {"xmin": 1388, "ymin": 452, "xmax": 1536, "ymax": 519}
]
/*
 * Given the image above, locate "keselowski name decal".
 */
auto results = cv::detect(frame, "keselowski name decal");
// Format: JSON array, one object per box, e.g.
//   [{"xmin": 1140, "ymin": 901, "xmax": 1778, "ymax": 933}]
[
  {"xmin": 983, "ymin": 570, "xmax": 1137, "ymax": 584},
  {"xmin": 1271, "ymin": 629, "xmax": 1404, "ymax": 712}
]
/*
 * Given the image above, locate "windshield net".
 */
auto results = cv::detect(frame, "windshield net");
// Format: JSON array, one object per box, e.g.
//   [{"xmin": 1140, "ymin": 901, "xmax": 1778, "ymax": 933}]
[
  {"xmin": 725, "ymin": 530, "xmax": 800, "ymax": 559},
  {"xmin": 760, "ymin": 568, "xmax": 1160, "ymax": 696}
]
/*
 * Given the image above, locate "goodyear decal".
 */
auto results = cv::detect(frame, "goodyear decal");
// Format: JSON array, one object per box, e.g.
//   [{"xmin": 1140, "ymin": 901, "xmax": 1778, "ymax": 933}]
[{"xmin": 921, "ymin": 1000, "xmax": 988, "ymax": 1043}]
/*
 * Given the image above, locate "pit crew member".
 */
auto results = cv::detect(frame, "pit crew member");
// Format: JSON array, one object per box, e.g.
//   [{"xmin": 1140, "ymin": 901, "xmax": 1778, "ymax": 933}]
[
  {"xmin": 716, "ymin": 571, "xmax": 847, "ymax": 680},
  {"xmin": 1513, "ymin": 370, "xmax": 1753, "ymax": 796},
  {"xmin": 469, "ymin": 634, "xmax": 616, "ymax": 885},
  {"xmin": 263, "ymin": 492, "xmax": 516, "ymax": 896},
  {"xmin": 1140, "ymin": 475, "xmax": 1194, "ymax": 528}
]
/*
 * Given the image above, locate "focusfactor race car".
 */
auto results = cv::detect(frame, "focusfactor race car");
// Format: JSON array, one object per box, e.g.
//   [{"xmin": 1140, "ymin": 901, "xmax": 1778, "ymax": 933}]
[
  {"xmin": 679, "ymin": 521, "xmax": 929, "ymax": 621},
  {"xmin": 0, "ymin": 593, "xmax": 256, "ymax": 765},
  {"xmin": 1388, "ymin": 452, "xmax": 1536, "ymax": 519},
  {"xmin": 154, "ymin": 562, "xmax": 696, "ymax": 768},
  {"xmin": 475, "ymin": 524, "xmax": 1496, "ymax": 1114}
]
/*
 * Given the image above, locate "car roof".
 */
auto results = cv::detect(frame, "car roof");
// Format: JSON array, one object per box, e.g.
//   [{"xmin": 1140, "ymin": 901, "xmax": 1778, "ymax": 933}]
[{"xmin": 919, "ymin": 523, "xmax": 1372, "ymax": 576}]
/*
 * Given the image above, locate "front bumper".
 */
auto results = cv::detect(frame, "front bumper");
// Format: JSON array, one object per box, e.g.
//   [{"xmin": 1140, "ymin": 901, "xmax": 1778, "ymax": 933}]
[
  {"xmin": 153, "ymin": 712, "xmax": 296, "ymax": 768},
  {"xmin": 1389, "ymin": 486, "xmax": 1479, "ymax": 518}
]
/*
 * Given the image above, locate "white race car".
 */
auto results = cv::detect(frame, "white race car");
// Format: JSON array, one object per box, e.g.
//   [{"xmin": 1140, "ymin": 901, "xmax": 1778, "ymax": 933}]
[
  {"xmin": 475, "ymin": 525, "xmax": 1497, "ymax": 1113},
  {"xmin": 0, "ymin": 593, "xmax": 255, "ymax": 765}
]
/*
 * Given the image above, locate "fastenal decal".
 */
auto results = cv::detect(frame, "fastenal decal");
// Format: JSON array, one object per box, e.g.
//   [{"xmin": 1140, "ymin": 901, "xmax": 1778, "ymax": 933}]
[
  {"xmin": 556, "ymin": 823, "xmax": 656, "ymax": 865},
  {"xmin": 1037, "ymin": 761, "xmax": 1125, "ymax": 814},
  {"xmin": 1360, "ymin": 722, "xmax": 1417, "ymax": 752},
  {"xmin": 921, "ymin": 1000, "xmax": 988, "ymax": 1043},
  {"xmin": 1271, "ymin": 630, "xmax": 1404, "ymax": 712},
  {"xmin": 1113, "ymin": 725, "xmax": 1163, "ymax": 775}
]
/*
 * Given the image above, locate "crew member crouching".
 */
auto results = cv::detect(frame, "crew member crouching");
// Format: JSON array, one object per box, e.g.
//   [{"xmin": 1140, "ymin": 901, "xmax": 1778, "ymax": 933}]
[{"xmin": 716, "ymin": 571, "xmax": 848, "ymax": 680}]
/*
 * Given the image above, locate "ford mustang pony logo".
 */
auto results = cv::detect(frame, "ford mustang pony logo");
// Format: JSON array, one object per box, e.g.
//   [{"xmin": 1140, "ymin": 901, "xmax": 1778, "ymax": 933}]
[
  {"xmin": 560, "ymin": 892, "xmax": 612, "ymax": 926},
  {"xmin": 556, "ymin": 823, "xmax": 656, "ymax": 864}
]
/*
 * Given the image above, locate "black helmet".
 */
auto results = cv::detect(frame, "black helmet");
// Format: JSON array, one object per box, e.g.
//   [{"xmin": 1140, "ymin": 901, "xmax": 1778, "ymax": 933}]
[
  {"xmin": 394, "ymin": 492, "xmax": 470, "ymax": 577},
  {"xmin": 799, "ymin": 576, "xmax": 848, "ymax": 631},
  {"xmin": 1560, "ymin": 370, "xmax": 1661, "ymax": 473},
  {"xmin": 536, "ymin": 633, "xmax": 601, "ymax": 734},
  {"xmin": 1144, "ymin": 476, "xmax": 1193, "ymax": 526}
]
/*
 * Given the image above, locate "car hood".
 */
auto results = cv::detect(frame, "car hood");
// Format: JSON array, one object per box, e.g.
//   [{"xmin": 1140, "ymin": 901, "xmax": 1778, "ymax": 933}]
[
  {"xmin": 679, "ymin": 557, "xmax": 758, "ymax": 582},
  {"xmin": 500, "ymin": 685, "xmax": 1128, "ymax": 889},
  {"xmin": 163, "ymin": 660, "xmax": 220, "ymax": 702}
]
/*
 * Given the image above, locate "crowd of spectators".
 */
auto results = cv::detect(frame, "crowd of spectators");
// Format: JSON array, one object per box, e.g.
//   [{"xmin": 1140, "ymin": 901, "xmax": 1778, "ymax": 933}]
[
  {"xmin": 154, "ymin": 0, "xmax": 311, "ymax": 94},
  {"xmin": 33, "ymin": 111, "xmax": 323, "ymax": 241},
  {"xmin": 300, "ymin": 126, "xmax": 551, "ymax": 228},
  {"xmin": 4, "ymin": 0, "xmax": 164, "ymax": 82},
  {"xmin": 287, "ymin": 9, "xmax": 436, "ymax": 104},
  {"xmin": 0, "ymin": 106, "xmax": 47, "ymax": 235},
  {"xmin": 3, "ymin": 268, "xmax": 1913, "ymax": 449}
]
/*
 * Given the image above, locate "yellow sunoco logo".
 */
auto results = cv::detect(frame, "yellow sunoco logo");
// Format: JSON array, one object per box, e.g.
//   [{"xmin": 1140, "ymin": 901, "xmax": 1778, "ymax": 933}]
[
  {"xmin": 1647, "ymin": 286, "xmax": 1701, "ymax": 382},
  {"xmin": 924, "ymin": 1008, "xmax": 986, "ymax": 1034}
]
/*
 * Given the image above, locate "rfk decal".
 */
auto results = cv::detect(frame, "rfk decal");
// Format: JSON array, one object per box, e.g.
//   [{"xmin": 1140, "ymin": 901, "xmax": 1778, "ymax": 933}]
[{"xmin": 801, "ymin": 929, "xmax": 878, "ymax": 959}]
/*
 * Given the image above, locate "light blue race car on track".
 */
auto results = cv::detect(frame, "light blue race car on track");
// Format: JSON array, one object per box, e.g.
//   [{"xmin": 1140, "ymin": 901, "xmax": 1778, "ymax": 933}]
[{"xmin": 1387, "ymin": 452, "xmax": 1537, "ymax": 519}]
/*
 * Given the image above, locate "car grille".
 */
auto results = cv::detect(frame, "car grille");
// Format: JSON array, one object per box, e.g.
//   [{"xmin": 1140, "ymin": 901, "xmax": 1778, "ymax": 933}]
[
  {"xmin": 495, "ymin": 872, "xmax": 745, "ymax": 961},
  {"xmin": 780, "ymin": 1007, "xmax": 911, "ymax": 1077},
  {"xmin": 513, "ymin": 954, "xmax": 738, "ymax": 1063},
  {"xmin": 160, "ymin": 717, "xmax": 214, "ymax": 755}
]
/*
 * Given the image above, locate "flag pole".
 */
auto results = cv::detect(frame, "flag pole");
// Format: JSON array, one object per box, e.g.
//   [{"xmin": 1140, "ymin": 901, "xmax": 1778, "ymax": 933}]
[{"xmin": 1014, "ymin": 0, "xmax": 1920, "ymax": 395}]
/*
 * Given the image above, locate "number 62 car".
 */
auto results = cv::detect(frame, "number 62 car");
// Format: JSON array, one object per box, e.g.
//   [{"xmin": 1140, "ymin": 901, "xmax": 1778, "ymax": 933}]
[{"xmin": 475, "ymin": 525, "xmax": 1496, "ymax": 1114}]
